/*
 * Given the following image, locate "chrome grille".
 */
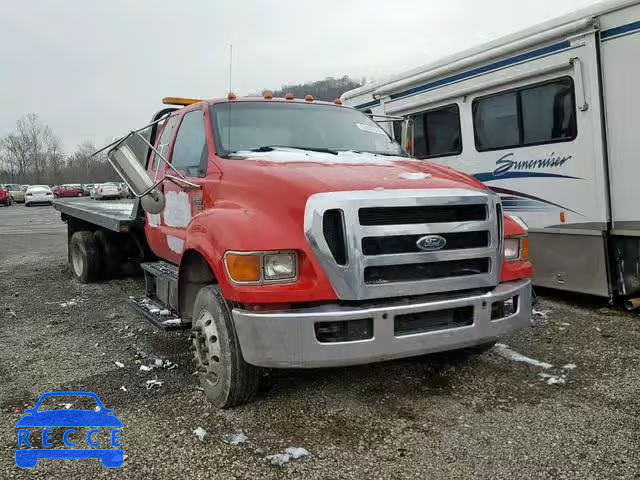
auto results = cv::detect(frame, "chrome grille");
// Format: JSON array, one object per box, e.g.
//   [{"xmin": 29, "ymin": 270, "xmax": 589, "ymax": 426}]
[{"xmin": 304, "ymin": 189, "xmax": 502, "ymax": 300}]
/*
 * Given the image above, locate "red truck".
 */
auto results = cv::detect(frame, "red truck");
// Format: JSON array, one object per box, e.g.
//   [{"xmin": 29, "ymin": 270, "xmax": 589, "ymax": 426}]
[{"xmin": 54, "ymin": 94, "xmax": 533, "ymax": 408}]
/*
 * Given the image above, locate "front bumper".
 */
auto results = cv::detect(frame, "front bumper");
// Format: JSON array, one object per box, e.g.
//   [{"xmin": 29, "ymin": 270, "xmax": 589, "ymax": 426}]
[{"xmin": 232, "ymin": 279, "xmax": 531, "ymax": 368}]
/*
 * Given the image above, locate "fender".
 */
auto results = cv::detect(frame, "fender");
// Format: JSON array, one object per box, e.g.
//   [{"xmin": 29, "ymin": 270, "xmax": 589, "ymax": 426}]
[
  {"xmin": 181, "ymin": 202, "xmax": 338, "ymax": 304},
  {"xmin": 501, "ymin": 215, "xmax": 534, "ymax": 282}
]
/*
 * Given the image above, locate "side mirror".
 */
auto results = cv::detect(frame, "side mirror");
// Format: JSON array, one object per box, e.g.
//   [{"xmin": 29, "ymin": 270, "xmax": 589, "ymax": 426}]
[{"xmin": 107, "ymin": 133, "xmax": 165, "ymax": 214}]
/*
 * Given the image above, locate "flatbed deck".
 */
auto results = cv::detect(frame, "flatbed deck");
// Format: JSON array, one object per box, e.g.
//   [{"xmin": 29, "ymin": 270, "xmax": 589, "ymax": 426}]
[{"xmin": 54, "ymin": 197, "xmax": 143, "ymax": 232}]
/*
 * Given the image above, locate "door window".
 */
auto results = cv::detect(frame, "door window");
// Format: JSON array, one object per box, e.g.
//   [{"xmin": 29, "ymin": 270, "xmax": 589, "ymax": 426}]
[{"xmin": 171, "ymin": 110, "xmax": 208, "ymax": 176}]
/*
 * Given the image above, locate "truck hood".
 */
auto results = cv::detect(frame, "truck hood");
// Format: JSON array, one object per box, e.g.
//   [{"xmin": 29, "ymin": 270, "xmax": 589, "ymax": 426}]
[{"xmin": 221, "ymin": 150, "xmax": 488, "ymax": 200}]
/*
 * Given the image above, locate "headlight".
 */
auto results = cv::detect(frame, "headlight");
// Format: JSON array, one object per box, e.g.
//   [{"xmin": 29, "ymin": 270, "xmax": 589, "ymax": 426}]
[
  {"xmin": 503, "ymin": 237, "xmax": 529, "ymax": 261},
  {"xmin": 263, "ymin": 252, "xmax": 297, "ymax": 280},
  {"xmin": 224, "ymin": 251, "xmax": 298, "ymax": 284}
]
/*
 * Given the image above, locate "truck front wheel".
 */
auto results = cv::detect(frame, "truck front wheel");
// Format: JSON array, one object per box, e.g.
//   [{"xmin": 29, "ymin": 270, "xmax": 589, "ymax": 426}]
[{"xmin": 191, "ymin": 285, "xmax": 259, "ymax": 408}]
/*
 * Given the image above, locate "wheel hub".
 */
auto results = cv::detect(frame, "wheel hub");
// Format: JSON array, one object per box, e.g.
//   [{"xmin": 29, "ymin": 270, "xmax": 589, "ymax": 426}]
[
  {"xmin": 192, "ymin": 310, "xmax": 223, "ymax": 387},
  {"xmin": 71, "ymin": 244, "xmax": 84, "ymax": 277}
]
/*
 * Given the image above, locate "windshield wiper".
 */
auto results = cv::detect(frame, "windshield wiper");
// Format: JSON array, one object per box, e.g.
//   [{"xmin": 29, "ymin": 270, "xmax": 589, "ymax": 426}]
[
  {"xmin": 250, "ymin": 145, "xmax": 339, "ymax": 155},
  {"xmin": 351, "ymin": 150, "xmax": 406, "ymax": 157}
]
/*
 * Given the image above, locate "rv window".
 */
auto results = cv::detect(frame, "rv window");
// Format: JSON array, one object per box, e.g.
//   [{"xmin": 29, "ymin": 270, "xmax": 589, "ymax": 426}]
[
  {"xmin": 473, "ymin": 77, "xmax": 576, "ymax": 151},
  {"xmin": 411, "ymin": 104, "xmax": 462, "ymax": 158},
  {"xmin": 171, "ymin": 109, "xmax": 208, "ymax": 177}
]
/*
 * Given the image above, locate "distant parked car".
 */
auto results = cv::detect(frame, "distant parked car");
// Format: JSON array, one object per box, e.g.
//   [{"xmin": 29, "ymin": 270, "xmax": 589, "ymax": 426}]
[
  {"xmin": 20, "ymin": 185, "xmax": 29, "ymax": 192},
  {"xmin": 82, "ymin": 184, "xmax": 94, "ymax": 196},
  {"xmin": 4, "ymin": 184, "xmax": 25, "ymax": 203},
  {"xmin": 0, "ymin": 186, "xmax": 13, "ymax": 206},
  {"xmin": 93, "ymin": 182, "xmax": 121, "ymax": 200},
  {"xmin": 25, "ymin": 185, "xmax": 54, "ymax": 206},
  {"xmin": 54, "ymin": 184, "xmax": 84, "ymax": 198}
]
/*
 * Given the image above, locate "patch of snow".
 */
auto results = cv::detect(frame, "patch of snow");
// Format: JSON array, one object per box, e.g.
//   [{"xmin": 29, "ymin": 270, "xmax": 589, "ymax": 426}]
[
  {"xmin": 284, "ymin": 447, "xmax": 309, "ymax": 459},
  {"xmin": 59, "ymin": 403, "xmax": 73, "ymax": 409},
  {"xmin": 532, "ymin": 309, "xmax": 551, "ymax": 319},
  {"xmin": 114, "ymin": 361, "xmax": 124, "ymax": 368},
  {"xmin": 159, "ymin": 309, "xmax": 170, "ymax": 316},
  {"xmin": 163, "ymin": 191, "xmax": 191, "ymax": 228},
  {"xmin": 399, "ymin": 172, "xmax": 431, "ymax": 180},
  {"xmin": 94, "ymin": 406, "xmax": 101, "ymax": 412},
  {"xmin": 230, "ymin": 148, "xmax": 418, "ymax": 166},
  {"xmin": 154, "ymin": 359, "xmax": 164, "ymax": 368},
  {"xmin": 167, "ymin": 235, "xmax": 185, "ymax": 254},
  {"xmin": 145, "ymin": 379, "xmax": 163, "ymax": 389},
  {"xmin": 561, "ymin": 322, "xmax": 571, "ymax": 326},
  {"xmin": 60, "ymin": 300, "xmax": 78, "ymax": 308},
  {"xmin": 266, "ymin": 453, "xmax": 291, "ymax": 466},
  {"xmin": 538, "ymin": 372, "xmax": 567, "ymax": 385},
  {"xmin": 193, "ymin": 427, "xmax": 207, "ymax": 442},
  {"xmin": 266, "ymin": 447, "xmax": 310, "ymax": 466},
  {"xmin": 162, "ymin": 318, "xmax": 182, "ymax": 326},
  {"xmin": 562, "ymin": 363, "xmax": 577, "ymax": 370},
  {"xmin": 120, "ymin": 386, "xmax": 127, "ymax": 392},
  {"xmin": 139, "ymin": 365, "xmax": 153, "ymax": 372},
  {"xmin": 493, "ymin": 343, "xmax": 553, "ymax": 369},
  {"xmin": 222, "ymin": 431, "xmax": 248, "ymax": 445}
]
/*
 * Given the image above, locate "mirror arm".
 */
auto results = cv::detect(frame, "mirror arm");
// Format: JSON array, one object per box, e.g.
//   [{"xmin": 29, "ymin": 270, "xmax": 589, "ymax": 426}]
[
  {"xmin": 135, "ymin": 133, "xmax": 189, "ymax": 182},
  {"xmin": 164, "ymin": 175, "xmax": 200, "ymax": 190}
]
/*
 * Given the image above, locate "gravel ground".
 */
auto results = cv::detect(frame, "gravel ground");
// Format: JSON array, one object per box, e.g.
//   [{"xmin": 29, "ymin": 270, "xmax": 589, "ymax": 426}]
[{"xmin": 1, "ymin": 204, "xmax": 639, "ymax": 479}]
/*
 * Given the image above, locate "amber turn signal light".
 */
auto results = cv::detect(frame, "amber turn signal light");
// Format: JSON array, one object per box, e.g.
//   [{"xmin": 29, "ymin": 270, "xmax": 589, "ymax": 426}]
[
  {"xmin": 521, "ymin": 237, "xmax": 529, "ymax": 261},
  {"xmin": 225, "ymin": 254, "xmax": 261, "ymax": 282}
]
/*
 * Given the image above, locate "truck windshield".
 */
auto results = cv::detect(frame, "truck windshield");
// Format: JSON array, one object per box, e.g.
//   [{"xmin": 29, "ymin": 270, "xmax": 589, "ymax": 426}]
[{"xmin": 210, "ymin": 101, "xmax": 405, "ymax": 158}]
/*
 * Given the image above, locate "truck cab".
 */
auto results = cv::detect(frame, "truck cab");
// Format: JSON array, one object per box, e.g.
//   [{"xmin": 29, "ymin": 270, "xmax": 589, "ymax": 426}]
[{"xmin": 57, "ymin": 94, "xmax": 533, "ymax": 408}]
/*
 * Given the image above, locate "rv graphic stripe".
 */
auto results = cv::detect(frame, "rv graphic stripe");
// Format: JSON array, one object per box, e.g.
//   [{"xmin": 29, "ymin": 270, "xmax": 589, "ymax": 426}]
[
  {"xmin": 489, "ymin": 186, "xmax": 583, "ymax": 215},
  {"xmin": 473, "ymin": 171, "xmax": 581, "ymax": 182},
  {"xmin": 353, "ymin": 39, "xmax": 573, "ymax": 109},
  {"xmin": 601, "ymin": 20, "xmax": 640, "ymax": 41}
]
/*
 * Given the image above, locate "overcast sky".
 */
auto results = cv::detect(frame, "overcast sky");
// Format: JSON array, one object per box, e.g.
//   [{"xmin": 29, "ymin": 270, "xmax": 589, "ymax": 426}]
[{"xmin": 1, "ymin": 0, "xmax": 604, "ymax": 152}]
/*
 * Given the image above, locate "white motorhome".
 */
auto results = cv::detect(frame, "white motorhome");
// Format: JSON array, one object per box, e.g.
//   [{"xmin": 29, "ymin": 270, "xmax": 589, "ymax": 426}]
[{"xmin": 343, "ymin": 0, "xmax": 640, "ymax": 301}]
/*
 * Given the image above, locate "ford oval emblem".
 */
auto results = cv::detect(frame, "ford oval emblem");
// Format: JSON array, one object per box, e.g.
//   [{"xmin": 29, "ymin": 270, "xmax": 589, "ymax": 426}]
[{"xmin": 416, "ymin": 235, "xmax": 447, "ymax": 251}]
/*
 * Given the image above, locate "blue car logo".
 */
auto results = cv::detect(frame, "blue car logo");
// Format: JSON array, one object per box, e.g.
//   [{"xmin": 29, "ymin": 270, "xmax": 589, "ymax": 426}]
[{"xmin": 15, "ymin": 391, "xmax": 123, "ymax": 468}]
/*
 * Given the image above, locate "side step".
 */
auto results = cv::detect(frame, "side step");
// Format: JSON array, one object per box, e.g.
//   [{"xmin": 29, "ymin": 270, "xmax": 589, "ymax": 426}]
[
  {"xmin": 129, "ymin": 261, "xmax": 186, "ymax": 330},
  {"xmin": 127, "ymin": 296, "xmax": 188, "ymax": 330}
]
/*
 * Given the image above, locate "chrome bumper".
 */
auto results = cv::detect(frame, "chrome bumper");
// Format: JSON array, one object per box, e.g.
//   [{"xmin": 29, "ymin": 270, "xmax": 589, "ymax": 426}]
[{"xmin": 232, "ymin": 280, "xmax": 531, "ymax": 368}]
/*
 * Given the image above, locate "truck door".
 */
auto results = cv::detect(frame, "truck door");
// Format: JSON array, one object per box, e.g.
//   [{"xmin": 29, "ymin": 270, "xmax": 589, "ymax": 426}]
[{"xmin": 145, "ymin": 105, "xmax": 214, "ymax": 265}]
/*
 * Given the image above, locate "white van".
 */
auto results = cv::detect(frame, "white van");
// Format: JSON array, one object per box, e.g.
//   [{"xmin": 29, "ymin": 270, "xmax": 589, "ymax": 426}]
[{"xmin": 343, "ymin": 0, "xmax": 640, "ymax": 301}]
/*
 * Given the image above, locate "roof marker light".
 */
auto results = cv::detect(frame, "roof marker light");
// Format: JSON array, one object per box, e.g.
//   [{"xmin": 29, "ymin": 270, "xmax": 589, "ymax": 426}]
[
  {"xmin": 227, "ymin": 92, "xmax": 237, "ymax": 100},
  {"xmin": 263, "ymin": 90, "xmax": 273, "ymax": 100},
  {"xmin": 304, "ymin": 94, "xmax": 314, "ymax": 102},
  {"xmin": 285, "ymin": 93, "xmax": 294, "ymax": 100},
  {"xmin": 334, "ymin": 98, "xmax": 343, "ymax": 105}
]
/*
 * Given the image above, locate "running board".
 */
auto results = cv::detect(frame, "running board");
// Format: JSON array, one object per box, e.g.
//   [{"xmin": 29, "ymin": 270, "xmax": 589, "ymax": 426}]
[
  {"xmin": 127, "ymin": 296, "xmax": 188, "ymax": 330},
  {"xmin": 140, "ymin": 261, "xmax": 178, "ymax": 313}
]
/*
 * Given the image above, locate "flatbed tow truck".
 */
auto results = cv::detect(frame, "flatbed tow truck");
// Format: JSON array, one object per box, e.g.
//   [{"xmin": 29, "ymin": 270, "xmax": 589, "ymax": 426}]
[{"xmin": 54, "ymin": 94, "xmax": 533, "ymax": 408}]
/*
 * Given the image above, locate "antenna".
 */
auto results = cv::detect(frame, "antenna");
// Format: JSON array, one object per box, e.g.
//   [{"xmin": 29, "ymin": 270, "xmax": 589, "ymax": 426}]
[
  {"xmin": 228, "ymin": 44, "xmax": 233, "ymax": 94},
  {"xmin": 227, "ymin": 43, "xmax": 233, "ymax": 150}
]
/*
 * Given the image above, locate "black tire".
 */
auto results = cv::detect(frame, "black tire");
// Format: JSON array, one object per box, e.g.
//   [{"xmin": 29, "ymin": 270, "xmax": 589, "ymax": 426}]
[
  {"xmin": 191, "ymin": 285, "xmax": 259, "ymax": 408},
  {"xmin": 93, "ymin": 230, "xmax": 123, "ymax": 279},
  {"xmin": 69, "ymin": 231, "xmax": 101, "ymax": 283}
]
